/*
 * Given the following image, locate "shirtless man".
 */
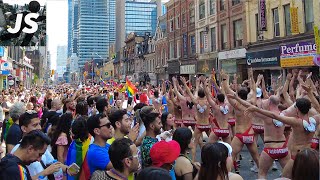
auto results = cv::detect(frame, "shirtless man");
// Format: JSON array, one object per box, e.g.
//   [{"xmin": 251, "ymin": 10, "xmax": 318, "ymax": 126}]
[
  {"xmin": 247, "ymin": 97, "xmax": 319, "ymax": 179},
  {"xmin": 252, "ymin": 76, "xmax": 266, "ymax": 142},
  {"xmin": 231, "ymin": 94, "xmax": 289, "ymax": 179},
  {"xmin": 176, "ymin": 76, "xmax": 211, "ymax": 154},
  {"xmin": 172, "ymin": 77, "xmax": 197, "ymax": 128},
  {"xmin": 221, "ymin": 69, "xmax": 260, "ymax": 174},
  {"xmin": 202, "ymin": 77, "xmax": 231, "ymax": 144}
]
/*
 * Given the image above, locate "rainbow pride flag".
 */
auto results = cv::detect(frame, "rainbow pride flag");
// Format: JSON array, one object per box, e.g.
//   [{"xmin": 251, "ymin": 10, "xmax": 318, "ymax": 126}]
[
  {"xmin": 66, "ymin": 136, "xmax": 92, "ymax": 180},
  {"xmin": 108, "ymin": 93, "xmax": 114, "ymax": 106},
  {"xmin": 3, "ymin": 118, "xmax": 14, "ymax": 141},
  {"xmin": 126, "ymin": 77, "xmax": 137, "ymax": 97}
]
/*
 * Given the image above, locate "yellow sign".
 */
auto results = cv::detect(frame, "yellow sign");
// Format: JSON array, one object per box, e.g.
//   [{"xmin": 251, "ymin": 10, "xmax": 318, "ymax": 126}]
[
  {"xmin": 83, "ymin": 71, "xmax": 88, "ymax": 77},
  {"xmin": 290, "ymin": 7, "xmax": 299, "ymax": 34},
  {"xmin": 51, "ymin": 69, "xmax": 55, "ymax": 76},
  {"xmin": 280, "ymin": 56, "xmax": 314, "ymax": 67},
  {"xmin": 314, "ymin": 26, "xmax": 320, "ymax": 54}
]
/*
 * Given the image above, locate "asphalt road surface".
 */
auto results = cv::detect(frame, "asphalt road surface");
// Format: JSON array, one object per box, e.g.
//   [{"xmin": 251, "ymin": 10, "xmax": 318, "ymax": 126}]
[{"xmin": 195, "ymin": 137, "xmax": 283, "ymax": 180}]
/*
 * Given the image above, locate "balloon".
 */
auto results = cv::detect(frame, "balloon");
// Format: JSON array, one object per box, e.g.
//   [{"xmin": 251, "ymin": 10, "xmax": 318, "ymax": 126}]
[{"xmin": 313, "ymin": 55, "xmax": 320, "ymax": 67}]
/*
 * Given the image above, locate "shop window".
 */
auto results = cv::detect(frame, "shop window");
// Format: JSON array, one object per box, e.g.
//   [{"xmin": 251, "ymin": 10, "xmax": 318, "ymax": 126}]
[
  {"xmin": 303, "ymin": 0, "xmax": 314, "ymax": 32},
  {"xmin": 199, "ymin": 0, "xmax": 205, "ymax": 19},
  {"xmin": 273, "ymin": 8, "xmax": 280, "ymax": 37},
  {"xmin": 221, "ymin": 24, "xmax": 227, "ymax": 50},
  {"xmin": 233, "ymin": 19, "xmax": 243, "ymax": 48}
]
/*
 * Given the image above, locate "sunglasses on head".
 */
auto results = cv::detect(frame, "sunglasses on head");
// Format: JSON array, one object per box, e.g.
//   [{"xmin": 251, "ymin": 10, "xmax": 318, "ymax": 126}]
[{"xmin": 99, "ymin": 122, "xmax": 112, "ymax": 128}]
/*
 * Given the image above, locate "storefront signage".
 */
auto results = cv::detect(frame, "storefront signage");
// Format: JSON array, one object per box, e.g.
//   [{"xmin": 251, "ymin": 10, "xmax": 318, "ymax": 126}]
[
  {"xmin": 290, "ymin": 7, "xmax": 299, "ymax": 34},
  {"xmin": 0, "ymin": 47, "xmax": 4, "ymax": 57},
  {"xmin": 183, "ymin": 34, "xmax": 188, "ymax": 56},
  {"xmin": 180, "ymin": 65, "xmax": 195, "ymax": 74},
  {"xmin": 280, "ymin": 41, "xmax": 316, "ymax": 67},
  {"xmin": 197, "ymin": 60, "xmax": 215, "ymax": 74},
  {"xmin": 314, "ymin": 26, "xmax": 320, "ymax": 54},
  {"xmin": 246, "ymin": 49, "xmax": 280, "ymax": 67},
  {"xmin": 218, "ymin": 48, "xmax": 246, "ymax": 60},
  {"xmin": 258, "ymin": 0, "xmax": 267, "ymax": 31}
]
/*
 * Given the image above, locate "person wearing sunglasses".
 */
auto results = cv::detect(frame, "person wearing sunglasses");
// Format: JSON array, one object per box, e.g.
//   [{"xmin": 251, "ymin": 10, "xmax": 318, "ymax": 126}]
[
  {"xmin": 86, "ymin": 114, "xmax": 114, "ymax": 175},
  {"xmin": 91, "ymin": 138, "xmax": 140, "ymax": 180}
]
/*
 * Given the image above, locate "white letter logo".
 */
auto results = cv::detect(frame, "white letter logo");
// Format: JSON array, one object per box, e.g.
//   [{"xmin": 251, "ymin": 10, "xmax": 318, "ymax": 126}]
[
  {"xmin": 22, "ymin": 13, "xmax": 39, "ymax": 33},
  {"xmin": 7, "ymin": 14, "xmax": 23, "ymax": 34}
]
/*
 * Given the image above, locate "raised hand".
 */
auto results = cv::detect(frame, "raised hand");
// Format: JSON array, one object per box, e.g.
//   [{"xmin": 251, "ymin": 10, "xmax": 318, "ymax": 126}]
[
  {"xmin": 286, "ymin": 73, "xmax": 292, "ymax": 81},
  {"xmin": 227, "ymin": 93, "xmax": 238, "ymax": 99},
  {"xmin": 180, "ymin": 76, "xmax": 187, "ymax": 84}
]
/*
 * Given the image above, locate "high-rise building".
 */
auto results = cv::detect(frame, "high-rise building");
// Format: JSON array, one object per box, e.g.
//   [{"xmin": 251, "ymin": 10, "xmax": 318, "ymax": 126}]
[
  {"xmin": 56, "ymin": 46, "xmax": 68, "ymax": 78},
  {"xmin": 115, "ymin": 0, "xmax": 158, "ymax": 51},
  {"xmin": 76, "ymin": 0, "xmax": 116, "ymax": 68},
  {"xmin": 71, "ymin": 0, "xmax": 79, "ymax": 56},
  {"xmin": 67, "ymin": 0, "xmax": 72, "ymax": 57}
]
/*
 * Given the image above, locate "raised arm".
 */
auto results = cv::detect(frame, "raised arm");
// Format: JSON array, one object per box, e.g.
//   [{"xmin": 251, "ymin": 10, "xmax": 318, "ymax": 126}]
[
  {"xmin": 221, "ymin": 70, "xmax": 240, "ymax": 110},
  {"xmin": 202, "ymin": 76, "xmax": 218, "ymax": 109},
  {"xmin": 248, "ymin": 68, "xmax": 257, "ymax": 105},
  {"xmin": 246, "ymin": 105, "xmax": 300, "ymax": 127},
  {"xmin": 181, "ymin": 76, "xmax": 197, "ymax": 104},
  {"xmin": 301, "ymin": 82, "xmax": 320, "ymax": 114},
  {"xmin": 261, "ymin": 75, "xmax": 269, "ymax": 99},
  {"xmin": 172, "ymin": 77, "xmax": 186, "ymax": 100},
  {"xmin": 282, "ymin": 73, "xmax": 294, "ymax": 106}
]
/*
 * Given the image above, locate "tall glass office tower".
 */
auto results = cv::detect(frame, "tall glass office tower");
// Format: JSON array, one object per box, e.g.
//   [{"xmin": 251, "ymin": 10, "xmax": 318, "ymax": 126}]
[
  {"xmin": 67, "ymin": 0, "xmax": 72, "ymax": 57},
  {"xmin": 116, "ymin": 0, "xmax": 157, "ymax": 51},
  {"xmin": 69, "ymin": 0, "xmax": 116, "ymax": 68}
]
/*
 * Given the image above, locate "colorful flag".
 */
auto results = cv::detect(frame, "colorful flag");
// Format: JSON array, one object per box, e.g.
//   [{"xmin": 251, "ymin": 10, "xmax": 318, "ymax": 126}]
[
  {"xmin": 126, "ymin": 77, "xmax": 137, "ymax": 97},
  {"xmin": 66, "ymin": 136, "xmax": 92, "ymax": 180},
  {"xmin": 108, "ymin": 93, "xmax": 114, "ymax": 106}
]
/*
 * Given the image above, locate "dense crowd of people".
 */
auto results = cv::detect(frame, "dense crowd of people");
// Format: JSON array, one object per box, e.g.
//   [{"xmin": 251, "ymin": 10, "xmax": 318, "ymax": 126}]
[{"xmin": 0, "ymin": 68, "xmax": 319, "ymax": 180}]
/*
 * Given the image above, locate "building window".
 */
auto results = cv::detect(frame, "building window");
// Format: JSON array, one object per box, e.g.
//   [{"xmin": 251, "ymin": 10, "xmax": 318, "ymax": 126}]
[
  {"xmin": 200, "ymin": 31, "xmax": 204, "ymax": 54},
  {"xmin": 189, "ymin": 3, "xmax": 195, "ymax": 24},
  {"xmin": 221, "ymin": 24, "xmax": 227, "ymax": 50},
  {"xmin": 169, "ymin": 16, "xmax": 174, "ymax": 32},
  {"xmin": 303, "ymin": 0, "xmax": 314, "ymax": 32},
  {"xmin": 177, "ymin": 40, "xmax": 181, "ymax": 58},
  {"xmin": 210, "ymin": 0, "xmax": 216, "ymax": 15},
  {"xmin": 199, "ymin": 0, "xmax": 205, "ymax": 19},
  {"xmin": 169, "ymin": 41, "xmax": 174, "ymax": 58},
  {"xmin": 273, "ymin": 8, "xmax": 280, "ymax": 37},
  {"xmin": 232, "ymin": 0, "xmax": 240, "ymax": 6},
  {"xmin": 176, "ymin": 15, "xmax": 180, "ymax": 29},
  {"xmin": 233, "ymin": 19, "xmax": 243, "ymax": 47},
  {"xmin": 182, "ymin": 8, "xmax": 186, "ymax": 27},
  {"xmin": 220, "ymin": 0, "xmax": 225, "ymax": 11},
  {"xmin": 283, "ymin": 4, "xmax": 291, "ymax": 36},
  {"xmin": 190, "ymin": 35, "xmax": 196, "ymax": 54},
  {"xmin": 211, "ymin": 27, "xmax": 216, "ymax": 51}
]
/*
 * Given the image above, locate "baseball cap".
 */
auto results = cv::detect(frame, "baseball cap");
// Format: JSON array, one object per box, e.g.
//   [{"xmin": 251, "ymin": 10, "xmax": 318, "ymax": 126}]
[
  {"xmin": 256, "ymin": 88, "xmax": 262, "ymax": 98},
  {"xmin": 217, "ymin": 141, "xmax": 232, "ymax": 156},
  {"xmin": 150, "ymin": 140, "xmax": 181, "ymax": 167}
]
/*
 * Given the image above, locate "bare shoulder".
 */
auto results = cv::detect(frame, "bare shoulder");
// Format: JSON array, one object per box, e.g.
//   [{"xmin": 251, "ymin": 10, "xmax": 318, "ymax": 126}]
[{"xmin": 229, "ymin": 172, "xmax": 244, "ymax": 180}]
